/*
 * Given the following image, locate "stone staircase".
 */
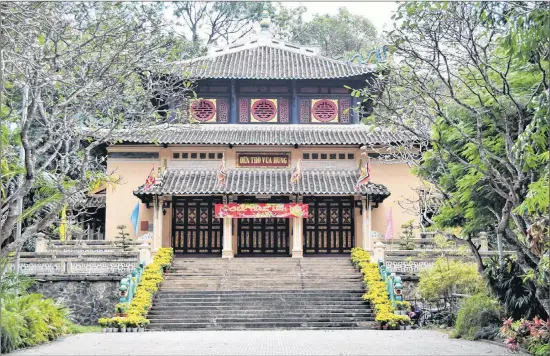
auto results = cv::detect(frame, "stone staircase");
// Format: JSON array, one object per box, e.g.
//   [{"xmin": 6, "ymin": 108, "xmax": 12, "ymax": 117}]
[{"xmin": 148, "ymin": 257, "xmax": 374, "ymax": 330}]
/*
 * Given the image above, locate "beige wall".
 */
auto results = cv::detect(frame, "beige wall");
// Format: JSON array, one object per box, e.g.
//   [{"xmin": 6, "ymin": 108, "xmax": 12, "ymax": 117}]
[
  {"xmin": 370, "ymin": 162, "xmax": 422, "ymax": 239},
  {"xmin": 105, "ymin": 144, "xmax": 421, "ymax": 247}
]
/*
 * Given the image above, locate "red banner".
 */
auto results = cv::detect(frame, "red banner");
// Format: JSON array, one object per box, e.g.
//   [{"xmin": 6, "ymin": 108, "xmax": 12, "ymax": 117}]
[{"xmin": 215, "ymin": 203, "xmax": 308, "ymax": 218}]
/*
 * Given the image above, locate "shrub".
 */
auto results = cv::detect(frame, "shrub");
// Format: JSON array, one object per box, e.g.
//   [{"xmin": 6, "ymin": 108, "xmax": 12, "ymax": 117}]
[
  {"xmin": 418, "ymin": 257, "xmax": 483, "ymax": 299},
  {"xmin": 98, "ymin": 247, "xmax": 174, "ymax": 328},
  {"xmin": 501, "ymin": 317, "xmax": 549, "ymax": 355},
  {"xmin": 351, "ymin": 248, "xmax": 410, "ymax": 328},
  {"xmin": 0, "ymin": 293, "xmax": 70, "ymax": 353},
  {"xmin": 452, "ymin": 293, "xmax": 502, "ymax": 340}
]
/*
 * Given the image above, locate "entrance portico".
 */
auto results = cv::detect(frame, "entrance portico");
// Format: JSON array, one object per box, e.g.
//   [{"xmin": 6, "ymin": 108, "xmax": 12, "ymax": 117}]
[{"xmin": 136, "ymin": 168, "xmax": 390, "ymax": 257}]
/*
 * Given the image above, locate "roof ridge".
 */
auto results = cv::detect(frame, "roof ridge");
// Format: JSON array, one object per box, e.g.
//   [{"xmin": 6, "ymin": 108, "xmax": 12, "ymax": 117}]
[{"xmin": 181, "ymin": 42, "xmax": 371, "ymax": 70}]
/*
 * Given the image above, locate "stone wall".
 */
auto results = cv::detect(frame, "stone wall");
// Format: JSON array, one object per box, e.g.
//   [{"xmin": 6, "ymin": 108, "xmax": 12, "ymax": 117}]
[{"xmin": 29, "ymin": 276, "xmax": 120, "ymax": 325}]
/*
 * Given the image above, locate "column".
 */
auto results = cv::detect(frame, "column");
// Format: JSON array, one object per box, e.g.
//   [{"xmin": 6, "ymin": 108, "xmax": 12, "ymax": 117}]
[
  {"xmin": 292, "ymin": 217, "xmax": 303, "ymax": 258},
  {"xmin": 367, "ymin": 198, "xmax": 373, "ymax": 250},
  {"xmin": 152, "ymin": 196, "xmax": 163, "ymax": 252},
  {"xmin": 222, "ymin": 217, "xmax": 234, "ymax": 258},
  {"xmin": 361, "ymin": 196, "xmax": 368, "ymax": 250},
  {"xmin": 373, "ymin": 241, "xmax": 387, "ymax": 264}
]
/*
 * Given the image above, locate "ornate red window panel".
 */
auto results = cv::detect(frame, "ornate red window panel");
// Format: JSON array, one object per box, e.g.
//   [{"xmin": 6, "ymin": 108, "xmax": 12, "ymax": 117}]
[
  {"xmin": 300, "ymin": 99, "xmax": 311, "ymax": 123},
  {"xmin": 279, "ymin": 98, "xmax": 290, "ymax": 123},
  {"xmin": 217, "ymin": 98, "xmax": 229, "ymax": 123},
  {"xmin": 251, "ymin": 99, "xmax": 278, "ymax": 122},
  {"xmin": 311, "ymin": 99, "xmax": 339, "ymax": 123},
  {"xmin": 190, "ymin": 99, "xmax": 217, "ymax": 122},
  {"xmin": 239, "ymin": 98, "xmax": 249, "ymax": 123},
  {"xmin": 339, "ymin": 98, "xmax": 350, "ymax": 123}
]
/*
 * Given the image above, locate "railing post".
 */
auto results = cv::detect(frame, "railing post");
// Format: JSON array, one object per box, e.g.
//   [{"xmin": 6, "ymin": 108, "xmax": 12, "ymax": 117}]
[
  {"xmin": 478, "ymin": 232, "xmax": 488, "ymax": 252},
  {"xmin": 373, "ymin": 241, "xmax": 386, "ymax": 264},
  {"xmin": 139, "ymin": 243, "xmax": 152, "ymax": 265},
  {"xmin": 35, "ymin": 233, "xmax": 47, "ymax": 253}
]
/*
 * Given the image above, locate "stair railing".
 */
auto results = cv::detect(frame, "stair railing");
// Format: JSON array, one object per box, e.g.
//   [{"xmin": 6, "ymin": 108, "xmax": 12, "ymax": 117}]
[
  {"xmin": 119, "ymin": 263, "xmax": 144, "ymax": 304},
  {"xmin": 377, "ymin": 259, "xmax": 404, "ymax": 305}
]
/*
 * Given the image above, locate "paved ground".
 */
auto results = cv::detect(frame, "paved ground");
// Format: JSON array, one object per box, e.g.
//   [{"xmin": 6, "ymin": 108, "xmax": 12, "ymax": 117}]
[{"xmin": 13, "ymin": 330, "xmax": 524, "ymax": 356}]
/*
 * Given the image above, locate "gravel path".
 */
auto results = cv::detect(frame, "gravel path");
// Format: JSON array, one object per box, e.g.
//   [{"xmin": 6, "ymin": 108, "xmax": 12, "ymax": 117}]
[{"xmin": 13, "ymin": 329, "xmax": 524, "ymax": 356}]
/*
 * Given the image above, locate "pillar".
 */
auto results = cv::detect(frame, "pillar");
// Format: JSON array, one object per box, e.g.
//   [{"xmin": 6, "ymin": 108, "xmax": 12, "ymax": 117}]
[
  {"xmin": 478, "ymin": 231, "xmax": 488, "ymax": 252},
  {"xmin": 373, "ymin": 241, "xmax": 387, "ymax": 264},
  {"xmin": 152, "ymin": 196, "xmax": 163, "ymax": 252},
  {"xmin": 222, "ymin": 217, "xmax": 234, "ymax": 258},
  {"xmin": 361, "ymin": 197, "xmax": 368, "ymax": 249},
  {"xmin": 139, "ymin": 243, "xmax": 152, "ymax": 265},
  {"xmin": 35, "ymin": 233, "xmax": 47, "ymax": 253},
  {"xmin": 367, "ymin": 198, "xmax": 373, "ymax": 250},
  {"xmin": 292, "ymin": 217, "xmax": 303, "ymax": 258}
]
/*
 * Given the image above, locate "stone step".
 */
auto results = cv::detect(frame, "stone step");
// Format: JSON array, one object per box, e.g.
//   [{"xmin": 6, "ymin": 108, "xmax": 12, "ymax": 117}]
[
  {"xmin": 147, "ymin": 311, "xmax": 375, "ymax": 318},
  {"xmin": 154, "ymin": 295, "xmax": 366, "ymax": 300},
  {"xmin": 155, "ymin": 290, "xmax": 365, "ymax": 295},
  {"xmin": 147, "ymin": 321, "xmax": 373, "ymax": 330},
  {"xmin": 147, "ymin": 317, "xmax": 374, "ymax": 324}
]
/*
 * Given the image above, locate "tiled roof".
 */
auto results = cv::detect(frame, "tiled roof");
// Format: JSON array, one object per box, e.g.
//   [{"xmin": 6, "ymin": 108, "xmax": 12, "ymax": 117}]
[
  {"xmin": 103, "ymin": 124, "xmax": 412, "ymax": 146},
  {"xmin": 179, "ymin": 40, "xmax": 374, "ymax": 80},
  {"xmin": 134, "ymin": 168, "xmax": 390, "ymax": 201}
]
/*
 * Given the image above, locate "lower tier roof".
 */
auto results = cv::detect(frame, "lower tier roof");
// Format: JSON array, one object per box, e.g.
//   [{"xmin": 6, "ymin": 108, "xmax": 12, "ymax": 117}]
[
  {"xmin": 134, "ymin": 168, "xmax": 390, "ymax": 202},
  {"xmin": 99, "ymin": 124, "xmax": 412, "ymax": 146}
]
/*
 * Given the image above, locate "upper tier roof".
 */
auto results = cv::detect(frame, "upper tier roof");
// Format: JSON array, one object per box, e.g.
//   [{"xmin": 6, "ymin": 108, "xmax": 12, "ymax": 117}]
[
  {"xmin": 178, "ymin": 40, "xmax": 374, "ymax": 80},
  {"xmin": 97, "ymin": 124, "xmax": 413, "ymax": 146},
  {"xmin": 177, "ymin": 10, "xmax": 375, "ymax": 81}
]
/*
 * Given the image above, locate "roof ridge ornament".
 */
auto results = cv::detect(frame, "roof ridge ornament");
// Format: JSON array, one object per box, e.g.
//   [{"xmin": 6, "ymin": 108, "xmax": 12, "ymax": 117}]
[{"xmin": 259, "ymin": 9, "xmax": 271, "ymax": 39}]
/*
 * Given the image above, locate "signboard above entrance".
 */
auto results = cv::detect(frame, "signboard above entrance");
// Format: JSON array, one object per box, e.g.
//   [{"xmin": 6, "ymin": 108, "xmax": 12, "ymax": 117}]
[
  {"xmin": 236, "ymin": 152, "xmax": 290, "ymax": 168},
  {"xmin": 215, "ymin": 203, "xmax": 308, "ymax": 218}
]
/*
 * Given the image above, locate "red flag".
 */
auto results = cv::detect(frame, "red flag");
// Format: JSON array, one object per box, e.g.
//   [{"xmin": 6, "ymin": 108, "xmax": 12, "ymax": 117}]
[
  {"xmin": 384, "ymin": 207, "xmax": 393, "ymax": 240},
  {"xmin": 290, "ymin": 159, "xmax": 303, "ymax": 185},
  {"xmin": 355, "ymin": 154, "xmax": 371, "ymax": 190},
  {"xmin": 217, "ymin": 154, "xmax": 227, "ymax": 186},
  {"xmin": 144, "ymin": 166, "xmax": 156, "ymax": 190}
]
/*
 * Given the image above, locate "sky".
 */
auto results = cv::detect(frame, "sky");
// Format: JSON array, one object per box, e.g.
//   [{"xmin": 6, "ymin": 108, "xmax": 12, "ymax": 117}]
[{"xmin": 285, "ymin": 1, "xmax": 398, "ymax": 33}]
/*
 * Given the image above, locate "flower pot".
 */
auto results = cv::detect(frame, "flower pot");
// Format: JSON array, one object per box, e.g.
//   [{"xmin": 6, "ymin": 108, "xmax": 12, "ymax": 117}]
[
  {"xmin": 107, "ymin": 328, "xmax": 114, "ymax": 333},
  {"xmin": 399, "ymin": 325, "xmax": 405, "ymax": 330},
  {"xmin": 382, "ymin": 325, "xmax": 388, "ymax": 330},
  {"xmin": 138, "ymin": 327, "xmax": 144, "ymax": 332},
  {"xmin": 102, "ymin": 328, "xmax": 107, "ymax": 333},
  {"xmin": 120, "ymin": 328, "xmax": 126, "ymax": 333},
  {"xmin": 406, "ymin": 325, "xmax": 411, "ymax": 330},
  {"xmin": 131, "ymin": 328, "xmax": 138, "ymax": 332}
]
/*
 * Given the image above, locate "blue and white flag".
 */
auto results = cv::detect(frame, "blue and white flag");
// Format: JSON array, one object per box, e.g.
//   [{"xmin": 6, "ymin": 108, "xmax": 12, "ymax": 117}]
[{"xmin": 130, "ymin": 202, "xmax": 140, "ymax": 236}]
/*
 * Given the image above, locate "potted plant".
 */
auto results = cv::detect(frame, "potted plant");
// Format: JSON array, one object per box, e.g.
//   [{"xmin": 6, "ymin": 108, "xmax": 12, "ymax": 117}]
[
  {"xmin": 388, "ymin": 320, "xmax": 398, "ymax": 330},
  {"xmin": 118, "ymin": 318, "xmax": 127, "ymax": 333},
  {"xmin": 126, "ymin": 315, "xmax": 139, "ymax": 332},
  {"xmin": 115, "ymin": 303, "xmax": 129, "ymax": 317},
  {"xmin": 138, "ymin": 317, "xmax": 150, "ymax": 332},
  {"xmin": 108, "ymin": 317, "xmax": 116, "ymax": 333},
  {"xmin": 98, "ymin": 318, "xmax": 109, "ymax": 333}
]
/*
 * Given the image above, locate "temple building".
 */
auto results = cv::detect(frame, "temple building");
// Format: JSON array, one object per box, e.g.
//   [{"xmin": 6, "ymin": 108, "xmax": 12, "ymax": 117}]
[{"xmin": 102, "ymin": 12, "xmax": 421, "ymax": 258}]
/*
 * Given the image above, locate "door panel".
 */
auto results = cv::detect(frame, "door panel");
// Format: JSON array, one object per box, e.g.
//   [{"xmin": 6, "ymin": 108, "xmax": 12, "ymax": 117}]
[
  {"xmin": 303, "ymin": 197, "xmax": 354, "ymax": 254},
  {"xmin": 172, "ymin": 197, "xmax": 222, "ymax": 253}
]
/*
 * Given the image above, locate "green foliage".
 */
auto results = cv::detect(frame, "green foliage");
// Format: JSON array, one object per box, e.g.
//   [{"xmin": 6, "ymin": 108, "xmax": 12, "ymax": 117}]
[
  {"xmin": 484, "ymin": 256, "xmax": 546, "ymax": 319},
  {"xmin": 0, "ymin": 267, "xmax": 35, "ymax": 299},
  {"xmin": 290, "ymin": 7, "xmax": 378, "ymax": 58},
  {"xmin": 398, "ymin": 220, "xmax": 415, "ymax": 250},
  {"xmin": 67, "ymin": 324, "xmax": 101, "ymax": 334},
  {"xmin": 418, "ymin": 258, "xmax": 483, "ymax": 299},
  {"xmin": 452, "ymin": 294, "xmax": 502, "ymax": 340},
  {"xmin": 0, "ymin": 294, "xmax": 70, "ymax": 353}
]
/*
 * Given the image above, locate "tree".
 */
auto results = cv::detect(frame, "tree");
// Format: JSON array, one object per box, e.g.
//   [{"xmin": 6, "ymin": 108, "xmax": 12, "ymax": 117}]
[
  {"xmin": 0, "ymin": 2, "xmax": 191, "ymax": 259},
  {"xmin": 418, "ymin": 258, "xmax": 484, "ymax": 300},
  {"xmin": 291, "ymin": 7, "xmax": 378, "ymax": 58},
  {"xmin": 172, "ymin": 1, "xmax": 275, "ymax": 57},
  {"xmin": 355, "ymin": 2, "xmax": 549, "ymax": 315}
]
